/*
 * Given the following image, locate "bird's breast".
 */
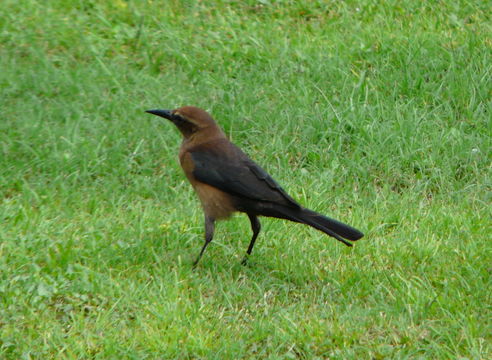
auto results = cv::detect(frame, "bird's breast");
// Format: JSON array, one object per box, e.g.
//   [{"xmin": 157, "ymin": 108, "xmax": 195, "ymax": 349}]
[{"xmin": 179, "ymin": 150, "xmax": 235, "ymax": 220}]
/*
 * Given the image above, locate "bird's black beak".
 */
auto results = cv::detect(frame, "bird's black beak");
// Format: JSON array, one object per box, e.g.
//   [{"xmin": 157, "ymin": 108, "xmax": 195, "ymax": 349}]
[{"xmin": 145, "ymin": 109, "xmax": 175, "ymax": 121}]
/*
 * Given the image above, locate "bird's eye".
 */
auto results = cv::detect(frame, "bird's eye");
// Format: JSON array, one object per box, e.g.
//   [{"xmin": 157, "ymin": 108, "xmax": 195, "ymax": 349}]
[{"xmin": 173, "ymin": 114, "xmax": 186, "ymax": 123}]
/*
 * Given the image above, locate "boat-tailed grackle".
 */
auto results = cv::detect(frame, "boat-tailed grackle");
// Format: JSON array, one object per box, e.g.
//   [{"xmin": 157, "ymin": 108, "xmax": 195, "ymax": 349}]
[{"xmin": 146, "ymin": 106, "xmax": 364, "ymax": 266}]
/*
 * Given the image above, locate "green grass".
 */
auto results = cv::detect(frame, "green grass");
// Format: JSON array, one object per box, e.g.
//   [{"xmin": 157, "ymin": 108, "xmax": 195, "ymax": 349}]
[{"xmin": 1, "ymin": 0, "xmax": 491, "ymax": 358}]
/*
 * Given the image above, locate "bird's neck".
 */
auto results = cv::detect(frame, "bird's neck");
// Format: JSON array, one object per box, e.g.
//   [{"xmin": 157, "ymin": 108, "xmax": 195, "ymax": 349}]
[{"xmin": 182, "ymin": 126, "xmax": 226, "ymax": 148}]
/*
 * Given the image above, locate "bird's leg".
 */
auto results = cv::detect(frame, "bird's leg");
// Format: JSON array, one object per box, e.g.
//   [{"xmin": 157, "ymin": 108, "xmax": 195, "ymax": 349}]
[
  {"xmin": 193, "ymin": 215, "xmax": 215, "ymax": 268},
  {"xmin": 241, "ymin": 214, "xmax": 261, "ymax": 265}
]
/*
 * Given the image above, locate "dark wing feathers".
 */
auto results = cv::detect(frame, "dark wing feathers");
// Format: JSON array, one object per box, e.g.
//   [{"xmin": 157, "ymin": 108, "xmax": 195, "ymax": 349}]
[{"xmin": 190, "ymin": 147, "xmax": 299, "ymax": 208}]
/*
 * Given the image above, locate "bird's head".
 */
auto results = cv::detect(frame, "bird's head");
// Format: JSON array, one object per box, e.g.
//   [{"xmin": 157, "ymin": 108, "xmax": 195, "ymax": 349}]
[{"xmin": 145, "ymin": 106, "xmax": 220, "ymax": 139}]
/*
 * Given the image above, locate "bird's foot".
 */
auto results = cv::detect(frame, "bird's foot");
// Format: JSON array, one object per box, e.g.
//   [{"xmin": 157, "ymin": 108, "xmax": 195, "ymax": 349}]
[{"xmin": 241, "ymin": 256, "xmax": 249, "ymax": 266}]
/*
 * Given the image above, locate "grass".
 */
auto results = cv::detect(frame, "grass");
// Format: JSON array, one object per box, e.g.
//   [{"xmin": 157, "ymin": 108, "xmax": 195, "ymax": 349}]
[{"xmin": 1, "ymin": 0, "xmax": 491, "ymax": 358}]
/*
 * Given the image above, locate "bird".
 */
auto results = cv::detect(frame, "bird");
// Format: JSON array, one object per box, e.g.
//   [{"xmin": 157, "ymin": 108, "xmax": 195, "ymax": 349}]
[{"xmin": 145, "ymin": 106, "xmax": 364, "ymax": 266}]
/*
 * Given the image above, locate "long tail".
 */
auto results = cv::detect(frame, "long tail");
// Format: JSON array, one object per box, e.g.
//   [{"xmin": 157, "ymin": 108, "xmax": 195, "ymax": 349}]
[{"xmin": 268, "ymin": 206, "xmax": 364, "ymax": 247}]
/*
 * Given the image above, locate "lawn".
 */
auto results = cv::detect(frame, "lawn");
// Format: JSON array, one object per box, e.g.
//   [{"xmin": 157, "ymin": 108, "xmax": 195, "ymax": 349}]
[{"xmin": 1, "ymin": 0, "xmax": 490, "ymax": 358}]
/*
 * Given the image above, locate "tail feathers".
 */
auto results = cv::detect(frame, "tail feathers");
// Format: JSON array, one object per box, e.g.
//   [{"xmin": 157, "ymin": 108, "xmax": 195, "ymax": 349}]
[
  {"xmin": 300, "ymin": 208, "xmax": 364, "ymax": 241},
  {"xmin": 270, "ymin": 206, "xmax": 364, "ymax": 246}
]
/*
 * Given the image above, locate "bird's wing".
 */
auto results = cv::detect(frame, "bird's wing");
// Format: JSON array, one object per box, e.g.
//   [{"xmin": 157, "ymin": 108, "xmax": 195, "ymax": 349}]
[{"xmin": 190, "ymin": 145, "xmax": 300, "ymax": 208}]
